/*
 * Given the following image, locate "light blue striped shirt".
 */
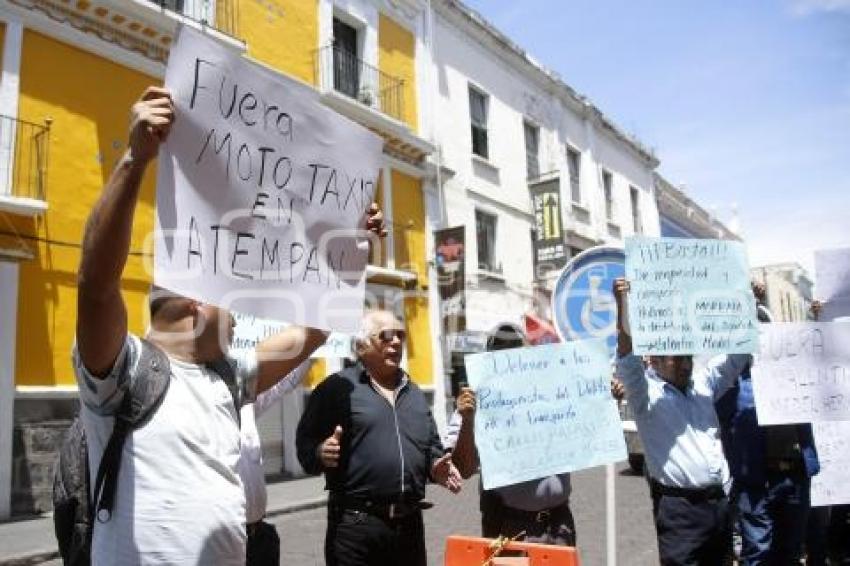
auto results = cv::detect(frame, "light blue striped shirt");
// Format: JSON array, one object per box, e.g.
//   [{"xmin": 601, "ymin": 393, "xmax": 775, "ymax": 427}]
[{"xmin": 616, "ymin": 353, "xmax": 751, "ymax": 489}]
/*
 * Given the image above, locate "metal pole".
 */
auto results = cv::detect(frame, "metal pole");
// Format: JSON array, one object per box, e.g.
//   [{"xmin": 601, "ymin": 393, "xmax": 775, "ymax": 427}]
[{"xmin": 606, "ymin": 462, "xmax": 616, "ymax": 566}]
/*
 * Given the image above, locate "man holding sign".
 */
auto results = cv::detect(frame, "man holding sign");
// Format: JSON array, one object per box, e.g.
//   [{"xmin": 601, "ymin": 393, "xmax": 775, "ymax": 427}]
[
  {"xmin": 72, "ymin": 86, "xmax": 385, "ymax": 566},
  {"xmin": 614, "ymin": 277, "xmax": 751, "ymax": 565}
]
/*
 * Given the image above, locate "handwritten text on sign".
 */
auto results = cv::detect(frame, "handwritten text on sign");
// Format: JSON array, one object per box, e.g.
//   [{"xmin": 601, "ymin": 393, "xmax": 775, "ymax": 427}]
[
  {"xmin": 154, "ymin": 27, "xmax": 382, "ymax": 333},
  {"xmin": 465, "ymin": 340, "xmax": 626, "ymax": 490},
  {"xmin": 751, "ymin": 322, "xmax": 850, "ymax": 424},
  {"xmin": 625, "ymin": 237, "xmax": 758, "ymax": 355},
  {"xmin": 811, "ymin": 421, "xmax": 850, "ymax": 506},
  {"xmin": 230, "ymin": 312, "xmax": 352, "ymax": 360}
]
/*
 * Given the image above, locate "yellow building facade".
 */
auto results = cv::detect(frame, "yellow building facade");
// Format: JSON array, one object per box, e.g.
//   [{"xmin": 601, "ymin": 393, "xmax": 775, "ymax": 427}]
[{"xmin": 0, "ymin": 0, "xmax": 439, "ymax": 518}]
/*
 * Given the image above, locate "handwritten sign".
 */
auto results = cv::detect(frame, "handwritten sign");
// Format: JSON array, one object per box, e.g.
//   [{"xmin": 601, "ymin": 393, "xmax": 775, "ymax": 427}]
[
  {"xmin": 154, "ymin": 26, "xmax": 382, "ymax": 334},
  {"xmin": 231, "ymin": 312, "xmax": 351, "ymax": 359},
  {"xmin": 751, "ymin": 322, "xmax": 850, "ymax": 424},
  {"xmin": 625, "ymin": 237, "xmax": 758, "ymax": 355},
  {"xmin": 465, "ymin": 340, "xmax": 626, "ymax": 490},
  {"xmin": 815, "ymin": 247, "xmax": 850, "ymax": 321},
  {"xmin": 811, "ymin": 421, "xmax": 850, "ymax": 506}
]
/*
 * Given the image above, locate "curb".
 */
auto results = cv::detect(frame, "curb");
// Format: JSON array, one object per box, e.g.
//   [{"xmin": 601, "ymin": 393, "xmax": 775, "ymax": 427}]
[
  {"xmin": 265, "ymin": 495, "xmax": 328, "ymax": 518},
  {"xmin": 0, "ymin": 550, "xmax": 60, "ymax": 566},
  {"xmin": 0, "ymin": 497, "xmax": 328, "ymax": 565}
]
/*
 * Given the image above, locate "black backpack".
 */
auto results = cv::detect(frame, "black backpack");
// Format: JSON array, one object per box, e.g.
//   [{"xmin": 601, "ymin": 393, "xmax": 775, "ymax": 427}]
[{"xmin": 53, "ymin": 339, "xmax": 171, "ymax": 566}]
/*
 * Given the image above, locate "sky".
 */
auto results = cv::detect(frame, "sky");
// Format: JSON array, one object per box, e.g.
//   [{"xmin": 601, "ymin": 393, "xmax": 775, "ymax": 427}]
[{"xmin": 462, "ymin": 0, "xmax": 850, "ymax": 281}]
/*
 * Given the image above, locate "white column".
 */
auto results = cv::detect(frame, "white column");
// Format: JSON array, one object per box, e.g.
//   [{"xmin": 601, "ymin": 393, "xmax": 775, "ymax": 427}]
[
  {"xmin": 0, "ymin": 261, "xmax": 20, "ymax": 519},
  {"xmin": 0, "ymin": 19, "xmax": 23, "ymax": 196},
  {"xmin": 423, "ymin": 181, "xmax": 447, "ymax": 435},
  {"xmin": 382, "ymin": 165, "xmax": 395, "ymax": 269}
]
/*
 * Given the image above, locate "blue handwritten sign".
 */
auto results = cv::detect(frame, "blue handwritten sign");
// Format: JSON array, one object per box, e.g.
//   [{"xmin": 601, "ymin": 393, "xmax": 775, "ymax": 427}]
[
  {"xmin": 465, "ymin": 339, "xmax": 627, "ymax": 490},
  {"xmin": 625, "ymin": 237, "xmax": 758, "ymax": 355}
]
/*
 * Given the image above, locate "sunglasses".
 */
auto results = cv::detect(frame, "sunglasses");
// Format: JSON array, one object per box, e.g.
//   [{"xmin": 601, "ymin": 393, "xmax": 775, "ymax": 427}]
[{"xmin": 374, "ymin": 329, "xmax": 406, "ymax": 343}]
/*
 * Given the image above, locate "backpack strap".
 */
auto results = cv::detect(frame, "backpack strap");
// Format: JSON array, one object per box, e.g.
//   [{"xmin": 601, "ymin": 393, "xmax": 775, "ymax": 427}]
[{"xmin": 92, "ymin": 339, "xmax": 170, "ymax": 523}]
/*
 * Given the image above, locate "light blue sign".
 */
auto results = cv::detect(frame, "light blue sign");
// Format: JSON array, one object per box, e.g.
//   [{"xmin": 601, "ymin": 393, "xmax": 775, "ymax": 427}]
[
  {"xmin": 552, "ymin": 246, "xmax": 625, "ymax": 356},
  {"xmin": 625, "ymin": 237, "xmax": 758, "ymax": 355},
  {"xmin": 465, "ymin": 340, "xmax": 627, "ymax": 490}
]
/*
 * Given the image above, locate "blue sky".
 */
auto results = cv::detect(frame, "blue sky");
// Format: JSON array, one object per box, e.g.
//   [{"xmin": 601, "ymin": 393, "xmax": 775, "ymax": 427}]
[{"xmin": 463, "ymin": 0, "xmax": 850, "ymax": 282}]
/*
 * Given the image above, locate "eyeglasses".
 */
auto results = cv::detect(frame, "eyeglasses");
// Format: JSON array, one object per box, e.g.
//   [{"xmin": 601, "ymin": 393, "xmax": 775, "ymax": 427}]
[{"xmin": 373, "ymin": 329, "xmax": 406, "ymax": 343}]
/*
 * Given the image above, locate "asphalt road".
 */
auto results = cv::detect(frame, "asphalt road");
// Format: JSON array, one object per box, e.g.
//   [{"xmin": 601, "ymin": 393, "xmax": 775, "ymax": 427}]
[{"xmin": 274, "ymin": 462, "xmax": 659, "ymax": 566}]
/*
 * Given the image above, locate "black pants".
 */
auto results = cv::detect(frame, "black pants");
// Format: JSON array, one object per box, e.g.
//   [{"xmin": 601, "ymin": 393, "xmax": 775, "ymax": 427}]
[
  {"xmin": 325, "ymin": 506, "xmax": 426, "ymax": 566},
  {"xmin": 481, "ymin": 502, "xmax": 577, "ymax": 547},
  {"xmin": 655, "ymin": 493, "xmax": 732, "ymax": 565},
  {"xmin": 246, "ymin": 520, "xmax": 280, "ymax": 566}
]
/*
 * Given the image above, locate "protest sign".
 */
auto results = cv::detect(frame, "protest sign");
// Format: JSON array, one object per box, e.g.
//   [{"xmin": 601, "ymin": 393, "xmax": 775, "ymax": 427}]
[
  {"xmin": 154, "ymin": 26, "xmax": 382, "ymax": 333},
  {"xmin": 815, "ymin": 247, "xmax": 850, "ymax": 321},
  {"xmin": 751, "ymin": 321, "xmax": 850, "ymax": 425},
  {"xmin": 465, "ymin": 339, "xmax": 626, "ymax": 490},
  {"xmin": 811, "ymin": 421, "xmax": 850, "ymax": 506},
  {"xmin": 625, "ymin": 237, "xmax": 758, "ymax": 355},
  {"xmin": 231, "ymin": 312, "xmax": 351, "ymax": 360}
]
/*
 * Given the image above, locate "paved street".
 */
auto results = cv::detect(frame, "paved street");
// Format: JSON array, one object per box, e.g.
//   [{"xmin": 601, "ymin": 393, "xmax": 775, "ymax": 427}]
[{"xmin": 274, "ymin": 462, "xmax": 659, "ymax": 566}]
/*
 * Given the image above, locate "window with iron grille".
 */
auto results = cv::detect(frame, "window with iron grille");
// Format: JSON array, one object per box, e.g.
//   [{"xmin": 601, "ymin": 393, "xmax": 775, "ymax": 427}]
[
  {"xmin": 524, "ymin": 121, "xmax": 539, "ymax": 179},
  {"xmin": 567, "ymin": 147, "xmax": 581, "ymax": 203},
  {"xmin": 469, "ymin": 87, "xmax": 489, "ymax": 159},
  {"xmin": 476, "ymin": 209, "xmax": 497, "ymax": 272},
  {"xmin": 630, "ymin": 186, "xmax": 641, "ymax": 233},
  {"xmin": 602, "ymin": 170, "xmax": 614, "ymax": 222},
  {"xmin": 333, "ymin": 18, "xmax": 359, "ymax": 99}
]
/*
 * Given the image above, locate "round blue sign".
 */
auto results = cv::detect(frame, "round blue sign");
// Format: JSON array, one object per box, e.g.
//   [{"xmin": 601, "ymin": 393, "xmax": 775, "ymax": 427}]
[{"xmin": 551, "ymin": 246, "xmax": 625, "ymax": 355}]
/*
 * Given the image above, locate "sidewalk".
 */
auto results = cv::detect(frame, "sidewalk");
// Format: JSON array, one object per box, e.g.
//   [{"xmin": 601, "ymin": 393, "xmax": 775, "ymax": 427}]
[{"xmin": 0, "ymin": 475, "xmax": 328, "ymax": 566}]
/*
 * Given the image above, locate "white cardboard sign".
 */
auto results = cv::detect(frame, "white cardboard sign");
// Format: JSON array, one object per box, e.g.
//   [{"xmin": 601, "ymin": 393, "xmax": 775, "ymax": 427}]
[
  {"xmin": 154, "ymin": 26, "xmax": 382, "ymax": 333},
  {"xmin": 811, "ymin": 421, "xmax": 850, "ymax": 506},
  {"xmin": 815, "ymin": 247, "xmax": 850, "ymax": 322},
  {"xmin": 752, "ymin": 322, "xmax": 850, "ymax": 424}
]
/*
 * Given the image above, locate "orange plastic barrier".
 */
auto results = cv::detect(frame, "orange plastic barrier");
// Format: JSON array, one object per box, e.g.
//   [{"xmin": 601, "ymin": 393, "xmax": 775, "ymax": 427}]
[{"xmin": 444, "ymin": 535, "xmax": 580, "ymax": 566}]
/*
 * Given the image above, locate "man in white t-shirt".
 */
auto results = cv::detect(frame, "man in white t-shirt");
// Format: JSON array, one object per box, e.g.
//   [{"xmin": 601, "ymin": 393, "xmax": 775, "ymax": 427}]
[
  {"xmin": 238, "ymin": 360, "xmax": 312, "ymax": 565},
  {"xmin": 75, "ymin": 86, "xmax": 385, "ymax": 565}
]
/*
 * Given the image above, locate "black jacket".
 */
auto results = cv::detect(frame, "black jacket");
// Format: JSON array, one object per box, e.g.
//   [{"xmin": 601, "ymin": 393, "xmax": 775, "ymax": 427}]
[{"xmin": 296, "ymin": 362, "xmax": 444, "ymax": 501}]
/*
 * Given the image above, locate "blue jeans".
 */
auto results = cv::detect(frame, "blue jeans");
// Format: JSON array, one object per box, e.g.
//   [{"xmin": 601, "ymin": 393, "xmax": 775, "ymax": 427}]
[{"xmin": 736, "ymin": 472, "xmax": 810, "ymax": 565}]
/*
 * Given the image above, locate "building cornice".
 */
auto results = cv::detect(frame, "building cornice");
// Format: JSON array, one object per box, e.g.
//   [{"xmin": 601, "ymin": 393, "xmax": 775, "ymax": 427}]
[
  {"xmin": 654, "ymin": 173, "xmax": 740, "ymax": 241},
  {"xmin": 435, "ymin": 0, "xmax": 658, "ymax": 168}
]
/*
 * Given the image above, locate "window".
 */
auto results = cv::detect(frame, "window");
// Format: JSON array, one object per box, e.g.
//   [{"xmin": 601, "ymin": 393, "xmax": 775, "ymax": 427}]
[
  {"xmin": 602, "ymin": 170, "xmax": 614, "ymax": 222},
  {"xmin": 524, "ymin": 121, "xmax": 539, "ymax": 179},
  {"xmin": 469, "ymin": 87, "xmax": 489, "ymax": 159},
  {"xmin": 333, "ymin": 18, "xmax": 360, "ymax": 98},
  {"xmin": 476, "ymin": 210, "xmax": 497, "ymax": 272},
  {"xmin": 566, "ymin": 147, "xmax": 581, "ymax": 203},
  {"xmin": 630, "ymin": 186, "xmax": 641, "ymax": 233}
]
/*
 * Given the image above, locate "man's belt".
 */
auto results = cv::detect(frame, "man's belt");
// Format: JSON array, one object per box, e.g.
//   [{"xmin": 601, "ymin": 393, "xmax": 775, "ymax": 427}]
[
  {"xmin": 650, "ymin": 480, "xmax": 725, "ymax": 502},
  {"xmin": 331, "ymin": 495, "xmax": 423, "ymax": 520},
  {"xmin": 496, "ymin": 501, "xmax": 571, "ymax": 525},
  {"xmin": 765, "ymin": 458, "xmax": 805, "ymax": 474}
]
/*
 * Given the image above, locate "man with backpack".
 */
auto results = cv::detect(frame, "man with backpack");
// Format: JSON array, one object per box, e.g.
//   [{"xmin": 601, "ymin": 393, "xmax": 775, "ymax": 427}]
[{"xmin": 59, "ymin": 86, "xmax": 385, "ymax": 565}]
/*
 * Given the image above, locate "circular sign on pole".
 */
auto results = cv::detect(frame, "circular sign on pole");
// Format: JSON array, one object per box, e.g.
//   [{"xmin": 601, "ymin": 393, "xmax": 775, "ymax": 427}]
[{"xmin": 551, "ymin": 245, "xmax": 625, "ymax": 355}]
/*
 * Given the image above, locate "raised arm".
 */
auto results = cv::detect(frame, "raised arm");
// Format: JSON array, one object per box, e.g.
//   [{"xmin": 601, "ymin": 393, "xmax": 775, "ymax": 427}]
[
  {"xmin": 614, "ymin": 277, "xmax": 633, "ymax": 358},
  {"xmin": 450, "ymin": 388, "xmax": 478, "ymax": 479},
  {"xmin": 77, "ymin": 87, "xmax": 174, "ymax": 377}
]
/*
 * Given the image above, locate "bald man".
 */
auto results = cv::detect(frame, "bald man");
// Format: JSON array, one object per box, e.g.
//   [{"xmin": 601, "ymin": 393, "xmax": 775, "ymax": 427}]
[{"xmin": 296, "ymin": 310, "xmax": 461, "ymax": 566}]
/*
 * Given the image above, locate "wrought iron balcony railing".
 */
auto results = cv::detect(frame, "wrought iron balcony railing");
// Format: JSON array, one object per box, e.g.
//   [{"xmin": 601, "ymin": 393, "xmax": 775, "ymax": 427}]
[
  {"xmin": 316, "ymin": 45, "xmax": 405, "ymax": 123},
  {"xmin": 0, "ymin": 115, "xmax": 51, "ymax": 203}
]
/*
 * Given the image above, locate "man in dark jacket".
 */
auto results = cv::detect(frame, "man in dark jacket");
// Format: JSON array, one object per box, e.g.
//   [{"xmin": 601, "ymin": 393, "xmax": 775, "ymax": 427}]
[
  {"xmin": 715, "ymin": 282, "xmax": 820, "ymax": 565},
  {"xmin": 296, "ymin": 309, "xmax": 461, "ymax": 566}
]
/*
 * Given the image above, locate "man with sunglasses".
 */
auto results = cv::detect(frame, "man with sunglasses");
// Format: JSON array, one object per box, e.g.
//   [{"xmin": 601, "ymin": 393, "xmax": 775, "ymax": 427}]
[{"xmin": 296, "ymin": 309, "xmax": 462, "ymax": 566}]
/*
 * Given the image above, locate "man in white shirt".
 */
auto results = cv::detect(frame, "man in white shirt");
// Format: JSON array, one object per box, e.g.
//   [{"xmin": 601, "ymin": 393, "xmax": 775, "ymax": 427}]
[
  {"xmin": 75, "ymin": 86, "xmax": 385, "ymax": 565},
  {"xmin": 239, "ymin": 360, "xmax": 312, "ymax": 565}
]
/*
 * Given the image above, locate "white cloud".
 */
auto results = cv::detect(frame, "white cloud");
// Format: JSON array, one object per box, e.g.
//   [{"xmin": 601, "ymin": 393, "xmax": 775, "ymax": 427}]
[{"xmin": 789, "ymin": 0, "xmax": 850, "ymax": 16}]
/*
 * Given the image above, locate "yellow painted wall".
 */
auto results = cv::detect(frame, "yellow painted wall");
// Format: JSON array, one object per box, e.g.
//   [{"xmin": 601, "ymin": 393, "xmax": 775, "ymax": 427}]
[
  {"xmin": 239, "ymin": 0, "xmax": 318, "ymax": 86},
  {"xmin": 391, "ymin": 170, "xmax": 432, "ymax": 385},
  {"xmin": 378, "ymin": 14, "xmax": 418, "ymax": 131},
  {"xmin": 15, "ymin": 30, "xmax": 158, "ymax": 386}
]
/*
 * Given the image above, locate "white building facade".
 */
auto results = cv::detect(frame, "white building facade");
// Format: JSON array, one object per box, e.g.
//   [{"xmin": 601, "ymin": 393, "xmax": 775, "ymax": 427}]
[{"xmin": 425, "ymin": 0, "xmax": 660, "ymax": 388}]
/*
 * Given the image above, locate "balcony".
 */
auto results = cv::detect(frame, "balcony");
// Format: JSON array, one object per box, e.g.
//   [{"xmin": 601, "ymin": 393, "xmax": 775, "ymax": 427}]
[
  {"xmin": 0, "ymin": 115, "xmax": 51, "ymax": 217},
  {"xmin": 146, "ymin": 0, "xmax": 238, "ymax": 38},
  {"xmin": 316, "ymin": 45, "xmax": 405, "ymax": 124}
]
